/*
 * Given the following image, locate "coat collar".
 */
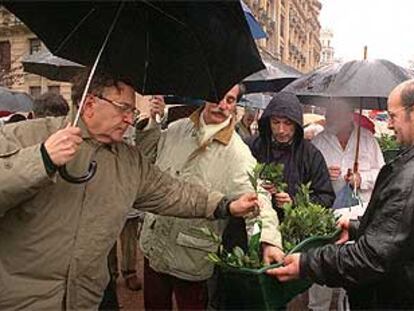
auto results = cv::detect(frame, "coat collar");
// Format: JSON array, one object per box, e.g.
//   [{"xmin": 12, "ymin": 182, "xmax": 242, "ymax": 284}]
[{"xmin": 189, "ymin": 106, "xmax": 235, "ymax": 146}]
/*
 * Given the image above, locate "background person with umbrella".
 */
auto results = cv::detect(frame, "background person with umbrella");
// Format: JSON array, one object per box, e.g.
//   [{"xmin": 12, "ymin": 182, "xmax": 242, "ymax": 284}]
[
  {"xmin": 0, "ymin": 70, "xmax": 261, "ymax": 310},
  {"xmin": 267, "ymin": 79, "xmax": 414, "ymax": 310},
  {"xmin": 310, "ymin": 102, "xmax": 384, "ymax": 311}
]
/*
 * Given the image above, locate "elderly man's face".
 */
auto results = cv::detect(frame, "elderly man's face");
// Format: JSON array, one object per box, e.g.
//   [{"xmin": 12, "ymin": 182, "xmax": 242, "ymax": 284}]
[
  {"xmin": 242, "ymin": 111, "xmax": 256, "ymax": 127},
  {"xmin": 83, "ymin": 82, "xmax": 136, "ymax": 144},
  {"xmin": 270, "ymin": 116, "xmax": 296, "ymax": 143},
  {"xmin": 387, "ymin": 88, "xmax": 414, "ymax": 146},
  {"xmin": 203, "ymin": 85, "xmax": 239, "ymax": 125}
]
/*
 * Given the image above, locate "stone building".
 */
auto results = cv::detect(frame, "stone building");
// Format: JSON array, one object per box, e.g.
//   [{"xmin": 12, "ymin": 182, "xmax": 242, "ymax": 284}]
[
  {"xmin": 320, "ymin": 28, "xmax": 335, "ymax": 66},
  {"xmin": 0, "ymin": 6, "xmax": 72, "ymax": 104},
  {"xmin": 244, "ymin": 0, "xmax": 322, "ymax": 72}
]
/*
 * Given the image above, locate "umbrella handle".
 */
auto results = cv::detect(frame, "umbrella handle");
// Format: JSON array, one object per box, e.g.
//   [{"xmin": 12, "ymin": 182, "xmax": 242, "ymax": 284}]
[{"xmin": 58, "ymin": 161, "xmax": 97, "ymax": 184}]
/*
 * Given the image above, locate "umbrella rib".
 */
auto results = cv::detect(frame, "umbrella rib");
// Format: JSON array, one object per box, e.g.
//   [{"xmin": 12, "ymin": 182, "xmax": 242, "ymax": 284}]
[
  {"xmin": 73, "ymin": 2, "xmax": 125, "ymax": 126},
  {"xmin": 55, "ymin": 8, "xmax": 97, "ymax": 54}
]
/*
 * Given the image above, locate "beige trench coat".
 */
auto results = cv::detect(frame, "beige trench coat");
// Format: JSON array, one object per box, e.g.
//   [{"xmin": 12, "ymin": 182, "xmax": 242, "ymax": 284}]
[
  {"xmin": 136, "ymin": 109, "xmax": 282, "ymax": 281},
  {"xmin": 0, "ymin": 117, "xmax": 223, "ymax": 310}
]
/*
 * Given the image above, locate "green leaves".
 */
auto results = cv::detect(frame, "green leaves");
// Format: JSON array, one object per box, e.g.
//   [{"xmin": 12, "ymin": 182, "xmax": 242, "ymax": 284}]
[
  {"xmin": 259, "ymin": 163, "xmax": 287, "ymax": 193},
  {"xmin": 377, "ymin": 133, "xmax": 399, "ymax": 151},
  {"xmin": 198, "ymin": 220, "xmax": 264, "ymax": 269},
  {"xmin": 247, "ymin": 162, "xmax": 287, "ymax": 194},
  {"xmin": 280, "ymin": 183, "xmax": 337, "ymax": 252}
]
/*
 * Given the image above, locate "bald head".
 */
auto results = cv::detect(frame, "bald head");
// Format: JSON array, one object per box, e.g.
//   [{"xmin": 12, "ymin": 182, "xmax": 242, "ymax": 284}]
[
  {"xmin": 393, "ymin": 79, "xmax": 414, "ymax": 110},
  {"xmin": 387, "ymin": 79, "xmax": 414, "ymax": 146}
]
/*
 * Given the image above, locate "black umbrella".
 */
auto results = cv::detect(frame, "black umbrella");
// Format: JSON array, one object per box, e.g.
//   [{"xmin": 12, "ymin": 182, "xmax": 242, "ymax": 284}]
[
  {"xmin": 22, "ymin": 50, "xmax": 84, "ymax": 82},
  {"xmin": 243, "ymin": 59, "xmax": 302, "ymax": 93},
  {"xmin": 283, "ymin": 59, "xmax": 413, "ymax": 110},
  {"xmin": 0, "ymin": 87, "xmax": 33, "ymax": 113},
  {"xmin": 5, "ymin": 1, "xmax": 264, "ymax": 102},
  {"xmin": 5, "ymin": 1, "xmax": 264, "ymax": 184}
]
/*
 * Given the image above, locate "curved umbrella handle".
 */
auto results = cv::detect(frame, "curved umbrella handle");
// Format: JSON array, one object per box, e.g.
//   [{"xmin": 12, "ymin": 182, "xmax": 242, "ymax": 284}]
[{"xmin": 58, "ymin": 161, "xmax": 97, "ymax": 184}]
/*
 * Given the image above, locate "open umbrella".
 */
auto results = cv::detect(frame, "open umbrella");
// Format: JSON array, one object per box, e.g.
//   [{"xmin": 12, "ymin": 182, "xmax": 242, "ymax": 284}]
[
  {"xmin": 5, "ymin": 1, "xmax": 264, "ymax": 183},
  {"xmin": 0, "ymin": 87, "xmax": 33, "ymax": 113},
  {"xmin": 244, "ymin": 59, "xmax": 302, "ymax": 93},
  {"xmin": 22, "ymin": 50, "xmax": 84, "ymax": 82},
  {"xmin": 283, "ymin": 59, "xmax": 413, "ymax": 110},
  {"xmin": 5, "ymin": 1, "xmax": 264, "ymax": 102},
  {"xmin": 239, "ymin": 93, "xmax": 272, "ymax": 110},
  {"xmin": 240, "ymin": 0, "xmax": 267, "ymax": 39},
  {"xmin": 284, "ymin": 58, "xmax": 413, "ymax": 200}
]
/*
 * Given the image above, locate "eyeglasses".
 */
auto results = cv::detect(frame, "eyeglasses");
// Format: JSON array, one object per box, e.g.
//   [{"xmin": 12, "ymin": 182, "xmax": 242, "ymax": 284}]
[
  {"xmin": 388, "ymin": 106, "xmax": 408, "ymax": 122},
  {"xmin": 95, "ymin": 95, "xmax": 140, "ymax": 117}
]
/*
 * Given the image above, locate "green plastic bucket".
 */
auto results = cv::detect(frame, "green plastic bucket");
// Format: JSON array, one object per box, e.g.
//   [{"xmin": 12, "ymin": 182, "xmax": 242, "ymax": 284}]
[{"xmin": 220, "ymin": 230, "xmax": 340, "ymax": 310}]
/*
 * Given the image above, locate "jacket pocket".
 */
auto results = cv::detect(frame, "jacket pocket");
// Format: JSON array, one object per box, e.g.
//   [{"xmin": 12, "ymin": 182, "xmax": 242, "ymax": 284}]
[
  {"xmin": 175, "ymin": 232, "xmax": 217, "ymax": 253},
  {"xmin": 0, "ymin": 148, "xmax": 19, "ymax": 158},
  {"xmin": 0, "ymin": 148, "xmax": 19, "ymax": 170}
]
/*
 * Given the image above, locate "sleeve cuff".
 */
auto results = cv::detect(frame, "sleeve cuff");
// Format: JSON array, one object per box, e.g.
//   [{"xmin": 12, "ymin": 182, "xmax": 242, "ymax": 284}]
[
  {"xmin": 299, "ymin": 252, "xmax": 309, "ymax": 279},
  {"xmin": 348, "ymin": 219, "xmax": 360, "ymax": 240},
  {"xmin": 40, "ymin": 143, "xmax": 57, "ymax": 176},
  {"xmin": 213, "ymin": 196, "xmax": 233, "ymax": 219}
]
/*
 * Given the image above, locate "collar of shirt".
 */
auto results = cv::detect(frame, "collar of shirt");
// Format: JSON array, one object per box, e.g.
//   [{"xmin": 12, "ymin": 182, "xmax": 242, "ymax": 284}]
[{"xmin": 189, "ymin": 107, "xmax": 235, "ymax": 146}]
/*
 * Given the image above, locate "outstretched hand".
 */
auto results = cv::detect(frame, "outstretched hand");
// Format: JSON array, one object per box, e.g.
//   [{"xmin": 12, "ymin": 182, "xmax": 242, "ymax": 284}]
[
  {"xmin": 262, "ymin": 243, "xmax": 285, "ymax": 265},
  {"xmin": 229, "ymin": 193, "xmax": 259, "ymax": 217},
  {"xmin": 266, "ymin": 253, "xmax": 301, "ymax": 282},
  {"xmin": 336, "ymin": 216, "xmax": 350, "ymax": 244}
]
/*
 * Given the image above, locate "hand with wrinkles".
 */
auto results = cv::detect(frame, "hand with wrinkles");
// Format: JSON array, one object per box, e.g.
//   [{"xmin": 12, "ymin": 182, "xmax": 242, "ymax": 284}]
[{"xmin": 44, "ymin": 124, "xmax": 83, "ymax": 166}]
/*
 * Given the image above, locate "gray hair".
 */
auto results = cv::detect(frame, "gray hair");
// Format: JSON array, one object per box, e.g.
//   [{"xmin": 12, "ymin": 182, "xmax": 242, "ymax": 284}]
[{"xmin": 71, "ymin": 68, "xmax": 133, "ymax": 106}]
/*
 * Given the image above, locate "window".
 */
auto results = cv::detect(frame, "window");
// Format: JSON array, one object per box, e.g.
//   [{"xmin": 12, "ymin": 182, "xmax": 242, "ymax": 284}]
[
  {"xmin": 0, "ymin": 41, "xmax": 11, "ymax": 72},
  {"xmin": 29, "ymin": 38, "xmax": 41, "ymax": 54},
  {"xmin": 280, "ymin": 15, "xmax": 285, "ymax": 38},
  {"xmin": 48, "ymin": 85, "xmax": 60, "ymax": 94},
  {"xmin": 29, "ymin": 86, "xmax": 41, "ymax": 98}
]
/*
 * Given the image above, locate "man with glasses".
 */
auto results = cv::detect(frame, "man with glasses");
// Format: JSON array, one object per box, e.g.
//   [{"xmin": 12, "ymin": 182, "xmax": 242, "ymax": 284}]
[
  {"xmin": 0, "ymin": 70, "xmax": 260, "ymax": 310},
  {"xmin": 267, "ymin": 79, "xmax": 414, "ymax": 310}
]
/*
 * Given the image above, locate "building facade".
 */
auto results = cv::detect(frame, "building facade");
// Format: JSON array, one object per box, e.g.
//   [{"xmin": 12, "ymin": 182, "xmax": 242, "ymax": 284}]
[
  {"xmin": 0, "ymin": 6, "xmax": 72, "ymax": 104},
  {"xmin": 320, "ymin": 28, "xmax": 335, "ymax": 67},
  {"xmin": 245, "ymin": 0, "xmax": 322, "ymax": 72}
]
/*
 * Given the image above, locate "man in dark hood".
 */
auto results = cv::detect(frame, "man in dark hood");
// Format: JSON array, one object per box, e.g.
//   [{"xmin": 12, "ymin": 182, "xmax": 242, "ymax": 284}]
[{"xmin": 248, "ymin": 92, "xmax": 335, "ymax": 218}]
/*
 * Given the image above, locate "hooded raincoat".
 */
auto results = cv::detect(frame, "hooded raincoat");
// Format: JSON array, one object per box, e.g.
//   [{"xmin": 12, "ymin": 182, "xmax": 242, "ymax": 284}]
[{"xmin": 248, "ymin": 92, "xmax": 335, "ymax": 214}]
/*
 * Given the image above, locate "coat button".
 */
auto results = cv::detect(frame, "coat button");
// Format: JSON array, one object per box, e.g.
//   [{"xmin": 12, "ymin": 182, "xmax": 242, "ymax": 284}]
[
  {"xmin": 176, "ymin": 170, "xmax": 180, "ymax": 176},
  {"xmin": 4, "ymin": 161, "xmax": 12, "ymax": 169}
]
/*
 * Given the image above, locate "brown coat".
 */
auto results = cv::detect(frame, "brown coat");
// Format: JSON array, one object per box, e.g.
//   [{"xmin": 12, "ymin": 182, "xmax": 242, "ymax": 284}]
[{"xmin": 0, "ymin": 116, "xmax": 223, "ymax": 310}]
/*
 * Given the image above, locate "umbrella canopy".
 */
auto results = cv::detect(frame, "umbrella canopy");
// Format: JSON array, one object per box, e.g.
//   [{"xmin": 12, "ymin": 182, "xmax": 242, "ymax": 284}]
[
  {"xmin": 240, "ymin": 0, "xmax": 267, "ymax": 39},
  {"xmin": 239, "ymin": 93, "xmax": 272, "ymax": 110},
  {"xmin": 5, "ymin": 1, "xmax": 264, "ymax": 102},
  {"xmin": 0, "ymin": 87, "xmax": 33, "ymax": 113},
  {"xmin": 283, "ymin": 59, "xmax": 414, "ymax": 110},
  {"xmin": 244, "ymin": 59, "xmax": 302, "ymax": 93},
  {"xmin": 22, "ymin": 50, "xmax": 84, "ymax": 82}
]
